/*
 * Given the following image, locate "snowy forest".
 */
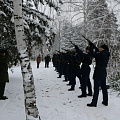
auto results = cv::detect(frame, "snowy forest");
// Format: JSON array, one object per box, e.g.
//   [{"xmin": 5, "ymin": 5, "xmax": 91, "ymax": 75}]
[{"xmin": 0, "ymin": 0, "xmax": 120, "ymax": 120}]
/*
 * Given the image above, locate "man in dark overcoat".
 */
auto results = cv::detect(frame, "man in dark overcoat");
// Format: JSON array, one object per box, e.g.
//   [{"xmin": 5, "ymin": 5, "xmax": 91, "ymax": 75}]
[
  {"xmin": 87, "ymin": 44, "xmax": 110, "ymax": 107},
  {"xmin": 0, "ymin": 49, "xmax": 9, "ymax": 100}
]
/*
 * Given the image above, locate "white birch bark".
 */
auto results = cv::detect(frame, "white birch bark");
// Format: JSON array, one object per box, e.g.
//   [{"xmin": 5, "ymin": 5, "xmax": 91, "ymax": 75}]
[{"xmin": 13, "ymin": 0, "xmax": 41, "ymax": 119}]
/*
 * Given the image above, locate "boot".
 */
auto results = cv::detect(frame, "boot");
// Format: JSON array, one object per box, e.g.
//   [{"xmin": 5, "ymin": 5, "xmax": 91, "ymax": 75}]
[
  {"xmin": 0, "ymin": 96, "xmax": 8, "ymax": 100},
  {"xmin": 78, "ymin": 94, "xmax": 87, "ymax": 98},
  {"xmin": 87, "ymin": 103, "xmax": 97, "ymax": 107},
  {"xmin": 102, "ymin": 101, "xmax": 108, "ymax": 106}
]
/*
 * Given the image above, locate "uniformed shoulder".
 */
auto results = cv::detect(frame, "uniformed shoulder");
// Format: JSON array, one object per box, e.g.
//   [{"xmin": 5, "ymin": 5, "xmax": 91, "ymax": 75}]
[{"xmin": 101, "ymin": 50, "xmax": 110, "ymax": 58}]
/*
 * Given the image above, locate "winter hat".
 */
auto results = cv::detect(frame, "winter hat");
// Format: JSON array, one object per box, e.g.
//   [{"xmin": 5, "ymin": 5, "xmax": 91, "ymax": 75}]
[
  {"xmin": 101, "ymin": 44, "xmax": 109, "ymax": 51},
  {"xmin": 0, "ymin": 49, "xmax": 5, "ymax": 53}
]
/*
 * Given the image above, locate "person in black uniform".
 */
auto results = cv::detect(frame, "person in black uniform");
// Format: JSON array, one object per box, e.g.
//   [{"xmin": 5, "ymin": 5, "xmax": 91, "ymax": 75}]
[
  {"xmin": 57, "ymin": 53, "xmax": 63, "ymax": 78},
  {"xmin": 87, "ymin": 44, "xmax": 110, "ymax": 107},
  {"xmin": 68, "ymin": 51, "xmax": 81, "ymax": 91},
  {"xmin": 75, "ymin": 46, "xmax": 93, "ymax": 97},
  {"xmin": 61, "ymin": 52, "xmax": 69, "ymax": 82}
]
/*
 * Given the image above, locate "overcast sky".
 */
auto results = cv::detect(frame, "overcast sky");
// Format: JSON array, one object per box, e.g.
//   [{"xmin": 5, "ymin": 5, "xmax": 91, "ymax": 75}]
[{"xmin": 56, "ymin": 0, "xmax": 120, "ymax": 29}]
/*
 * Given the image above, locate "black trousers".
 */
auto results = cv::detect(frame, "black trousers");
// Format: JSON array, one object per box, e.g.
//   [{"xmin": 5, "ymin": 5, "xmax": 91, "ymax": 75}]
[
  {"xmin": 81, "ymin": 76, "xmax": 92, "ymax": 95},
  {"xmin": 69, "ymin": 71, "xmax": 81, "ymax": 88},
  {"xmin": 45, "ymin": 62, "xmax": 49, "ymax": 68},
  {"xmin": 0, "ymin": 83, "xmax": 6, "ymax": 98},
  {"xmin": 91, "ymin": 79, "xmax": 108, "ymax": 105}
]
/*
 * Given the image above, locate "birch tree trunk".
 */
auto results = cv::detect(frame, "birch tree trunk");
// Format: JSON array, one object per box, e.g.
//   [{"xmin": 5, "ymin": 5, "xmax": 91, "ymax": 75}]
[{"xmin": 13, "ymin": 0, "xmax": 40, "ymax": 119}]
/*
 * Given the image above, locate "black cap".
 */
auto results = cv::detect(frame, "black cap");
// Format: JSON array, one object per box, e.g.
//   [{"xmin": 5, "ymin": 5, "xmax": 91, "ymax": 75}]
[
  {"xmin": 101, "ymin": 44, "xmax": 109, "ymax": 51},
  {"xmin": 0, "ymin": 49, "xmax": 5, "ymax": 53}
]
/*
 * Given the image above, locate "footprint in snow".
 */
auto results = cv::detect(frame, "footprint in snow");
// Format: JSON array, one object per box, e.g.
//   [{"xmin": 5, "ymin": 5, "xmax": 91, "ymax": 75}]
[{"xmin": 63, "ymin": 103, "xmax": 67, "ymax": 105}]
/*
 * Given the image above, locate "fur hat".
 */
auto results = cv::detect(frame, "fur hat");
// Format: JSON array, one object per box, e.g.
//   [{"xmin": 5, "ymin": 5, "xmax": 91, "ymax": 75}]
[{"xmin": 101, "ymin": 44, "xmax": 109, "ymax": 51}]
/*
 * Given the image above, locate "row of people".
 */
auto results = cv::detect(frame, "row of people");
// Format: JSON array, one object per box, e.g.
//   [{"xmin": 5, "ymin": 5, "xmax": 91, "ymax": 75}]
[{"xmin": 52, "ymin": 43, "xmax": 110, "ymax": 107}]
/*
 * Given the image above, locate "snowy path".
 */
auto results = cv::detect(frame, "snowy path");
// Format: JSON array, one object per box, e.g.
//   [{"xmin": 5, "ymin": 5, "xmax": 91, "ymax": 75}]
[
  {"xmin": 0, "ymin": 66, "xmax": 26, "ymax": 120},
  {"xmin": 0, "ymin": 61, "xmax": 120, "ymax": 120},
  {"xmin": 32, "ymin": 62, "xmax": 120, "ymax": 120}
]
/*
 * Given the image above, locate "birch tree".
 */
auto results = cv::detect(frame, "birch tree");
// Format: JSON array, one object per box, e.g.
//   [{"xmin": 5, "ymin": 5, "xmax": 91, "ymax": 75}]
[
  {"xmin": 12, "ymin": 0, "xmax": 63, "ymax": 119},
  {"xmin": 13, "ymin": 0, "xmax": 40, "ymax": 119}
]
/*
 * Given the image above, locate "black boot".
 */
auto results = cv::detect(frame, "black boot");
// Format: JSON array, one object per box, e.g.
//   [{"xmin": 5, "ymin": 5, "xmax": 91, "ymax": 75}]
[
  {"xmin": 87, "ymin": 103, "xmax": 97, "ymax": 107},
  {"xmin": 102, "ymin": 101, "xmax": 108, "ymax": 106},
  {"xmin": 78, "ymin": 94, "xmax": 87, "ymax": 98},
  {"xmin": 0, "ymin": 96, "xmax": 8, "ymax": 100},
  {"xmin": 67, "ymin": 83, "xmax": 71, "ymax": 86},
  {"xmin": 87, "ymin": 93, "xmax": 92, "ymax": 96},
  {"xmin": 63, "ymin": 80, "xmax": 68, "ymax": 82}
]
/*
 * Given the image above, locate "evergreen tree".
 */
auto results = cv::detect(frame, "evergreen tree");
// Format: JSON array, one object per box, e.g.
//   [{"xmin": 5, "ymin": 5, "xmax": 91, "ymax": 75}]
[{"xmin": 0, "ymin": 0, "xmax": 60, "ymax": 65}]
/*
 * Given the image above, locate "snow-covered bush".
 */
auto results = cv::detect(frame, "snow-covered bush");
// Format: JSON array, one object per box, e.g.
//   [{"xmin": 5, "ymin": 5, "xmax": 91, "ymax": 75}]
[{"xmin": 109, "ymin": 72, "xmax": 120, "ymax": 93}]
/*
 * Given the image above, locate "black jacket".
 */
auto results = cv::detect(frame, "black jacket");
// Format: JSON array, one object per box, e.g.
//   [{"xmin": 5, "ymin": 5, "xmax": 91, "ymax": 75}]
[
  {"xmin": 90, "ymin": 48, "xmax": 110, "ymax": 80},
  {"xmin": 76, "ymin": 48, "xmax": 92, "ymax": 76},
  {"xmin": 0, "ymin": 52, "xmax": 9, "ymax": 83}
]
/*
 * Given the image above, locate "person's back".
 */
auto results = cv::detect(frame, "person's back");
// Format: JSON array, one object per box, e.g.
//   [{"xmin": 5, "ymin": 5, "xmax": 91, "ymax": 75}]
[
  {"xmin": 75, "ymin": 46, "xmax": 93, "ymax": 97},
  {"xmin": 46, "ymin": 55, "xmax": 51, "ymax": 62},
  {"xmin": 45, "ymin": 55, "xmax": 51, "ymax": 68},
  {"xmin": 36, "ymin": 54, "xmax": 41, "ymax": 68},
  {"xmin": 87, "ymin": 44, "xmax": 110, "ymax": 107},
  {"xmin": 92, "ymin": 49, "xmax": 110, "ymax": 81},
  {"xmin": 94, "ymin": 50, "xmax": 110, "ymax": 69},
  {"xmin": 36, "ymin": 54, "xmax": 41, "ymax": 63}
]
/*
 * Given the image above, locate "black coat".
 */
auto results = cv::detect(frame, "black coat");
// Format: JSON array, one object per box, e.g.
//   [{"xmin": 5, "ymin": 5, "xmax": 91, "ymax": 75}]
[
  {"xmin": 90, "ymin": 49, "xmax": 110, "ymax": 80},
  {"xmin": 76, "ymin": 49, "xmax": 92, "ymax": 76},
  {"xmin": 69, "ymin": 53, "xmax": 81, "ymax": 75},
  {"xmin": 0, "ymin": 52, "xmax": 9, "ymax": 83},
  {"xmin": 45, "ymin": 56, "xmax": 51, "ymax": 63}
]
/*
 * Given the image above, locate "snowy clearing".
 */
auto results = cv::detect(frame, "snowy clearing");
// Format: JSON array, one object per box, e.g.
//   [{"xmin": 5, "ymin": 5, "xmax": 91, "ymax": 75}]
[{"xmin": 0, "ymin": 61, "xmax": 120, "ymax": 120}]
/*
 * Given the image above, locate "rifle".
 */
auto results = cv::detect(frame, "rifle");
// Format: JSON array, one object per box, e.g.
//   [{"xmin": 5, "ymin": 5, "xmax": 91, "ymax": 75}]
[
  {"xmin": 82, "ymin": 35, "xmax": 99, "ymax": 52},
  {"xmin": 69, "ymin": 41, "xmax": 76, "ymax": 46},
  {"xmin": 69, "ymin": 41, "xmax": 79, "ymax": 50}
]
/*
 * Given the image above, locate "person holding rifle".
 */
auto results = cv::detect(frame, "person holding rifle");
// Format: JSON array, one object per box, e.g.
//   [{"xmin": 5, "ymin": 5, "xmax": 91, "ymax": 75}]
[
  {"xmin": 68, "ymin": 51, "xmax": 81, "ymax": 91},
  {"xmin": 86, "ymin": 41, "xmax": 110, "ymax": 107},
  {"xmin": 75, "ymin": 45, "xmax": 93, "ymax": 98}
]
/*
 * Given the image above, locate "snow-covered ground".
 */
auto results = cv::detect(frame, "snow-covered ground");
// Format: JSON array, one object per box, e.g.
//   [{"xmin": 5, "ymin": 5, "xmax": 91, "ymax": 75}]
[{"xmin": 0, "ymin": 61, "xmax": 120, "ymax": 120}]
